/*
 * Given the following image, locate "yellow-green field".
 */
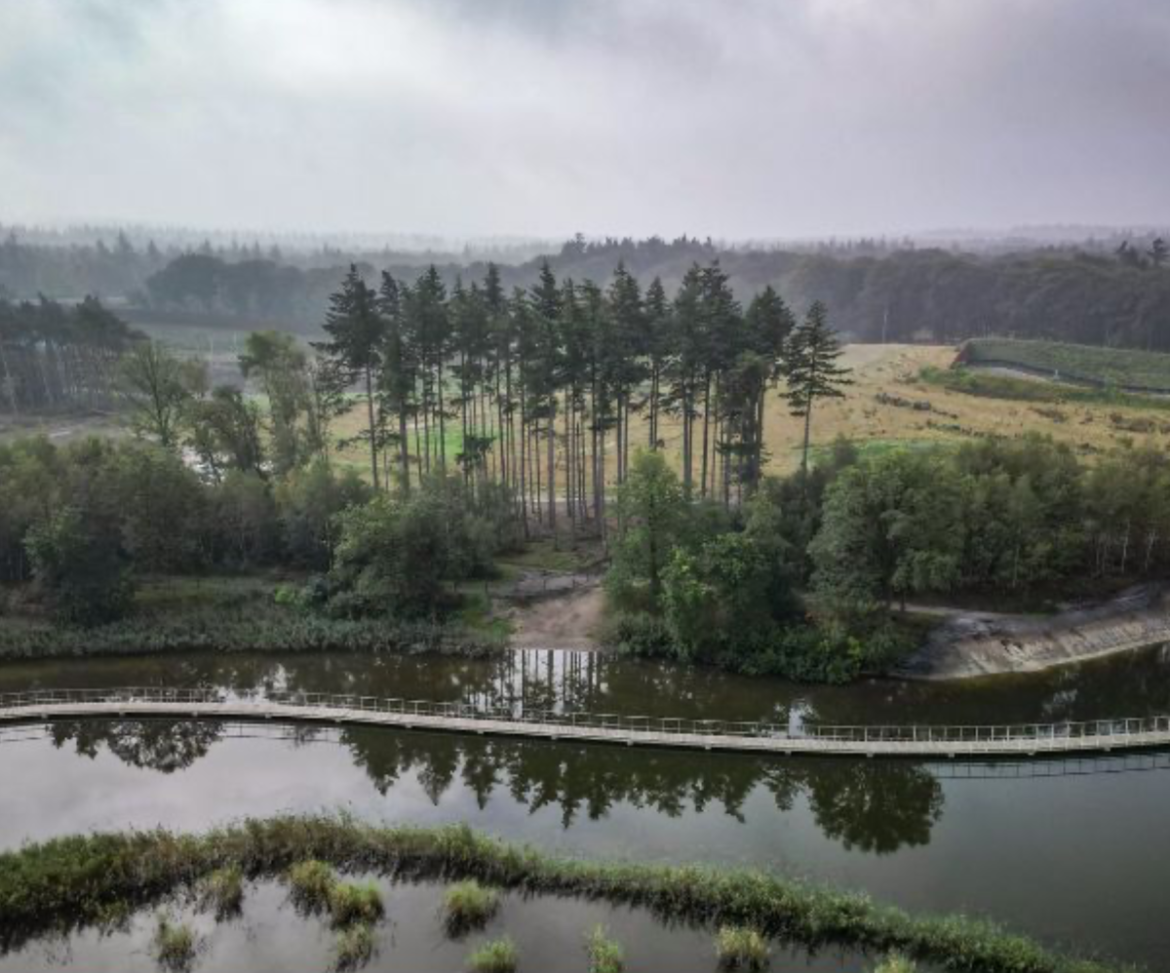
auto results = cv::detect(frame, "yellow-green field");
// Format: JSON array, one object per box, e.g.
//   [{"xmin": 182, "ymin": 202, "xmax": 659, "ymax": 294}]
[
  {"xmin": 331, "ymin": 344, "xmax": 1169, "ymax": 485},
  {"xmin": 7, "ymin": 343, "xmax": 1164, "ymax": 473}
]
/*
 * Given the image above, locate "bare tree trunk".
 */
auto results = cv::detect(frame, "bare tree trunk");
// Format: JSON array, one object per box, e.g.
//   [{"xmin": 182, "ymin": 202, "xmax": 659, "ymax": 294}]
[
  {"xmin": 437, "ymin": 359, "xmax": 447, "ymax": 471},
  {"xmin": 364, "ymin": 364, "xmax": 380, "ymax": 491},
  {"xmin": 547, "ymin": 411, "xmax": 557, "ymax": 542}
]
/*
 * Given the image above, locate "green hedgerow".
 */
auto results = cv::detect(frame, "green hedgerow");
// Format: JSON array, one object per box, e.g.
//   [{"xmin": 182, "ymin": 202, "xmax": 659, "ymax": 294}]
[
  {"xmin": 443, "ymin": 880, "xmax": 500, "ymax": 935},
  {"xmin": 584, "ymin": 925, "xmax": 624, "ymax": 973},
  {"xmin": 715, "ymin": 926, "xmax": 770, "ymax": 971},
  {"xmin": 467, "ymin": 936, "xmax": 519, "ymax": 973}
]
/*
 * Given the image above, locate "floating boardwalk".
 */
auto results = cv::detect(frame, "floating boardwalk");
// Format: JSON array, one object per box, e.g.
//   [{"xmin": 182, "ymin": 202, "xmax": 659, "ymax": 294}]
[{"xmin": 2, "ymin": 687, "xmax": 1170, "ymax": 759}]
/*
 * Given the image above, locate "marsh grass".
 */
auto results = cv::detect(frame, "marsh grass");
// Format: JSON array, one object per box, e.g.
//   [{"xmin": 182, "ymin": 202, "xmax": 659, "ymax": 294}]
[
  {"xmin": 151, "ymin": 915, "xmax": 197, "ymax": 972},
  {"xmin": 715, "ymin": 926, "xmax": 770, "ymax": 970},
  {"xmin": 333, "ymin": 920, "xmax": 377, "ymax": 971},
  {"xmin": 584, "ymin": 924, "xmax": 624, "ymax": 973},
  {"xmin": 0, "ymin": 598, "xmax": 503, "ymax": 661},
  {"xmin": 0, "ymin": 815, "xmax": 1133, "ymax": 973},
  {"xmin": 287, "ymin": 860, "xmax": 336, "ymax": 912},
  {"xmin": 443, "ymin": 880, "xmax": 500, "ymax": 935},
  {"xmin": 328, "ymin": 882, "xmax": 384, "ymax": 927},
  {"xmin": 467, "ymin": 936, "xmax": 518, "ymax": 973},
  {"xmin": 198, "ymin": 865, "xmax": 243, "ymax": 920},
  {"xmin": 875, "ymin": 953, "xmax": 917, "ymax": 973}
]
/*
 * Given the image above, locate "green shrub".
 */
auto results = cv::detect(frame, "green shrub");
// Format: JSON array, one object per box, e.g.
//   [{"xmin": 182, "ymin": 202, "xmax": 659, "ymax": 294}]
[
  {"xmin": 714, "ymin": 926, "xmax": 770, "ymax": 971},
  {"xmin": 287, "ymin": 859, "xmax": 336, "ymax": 911},
  {"xmin": 333, "ymin": 921, "xmax": 377, "ymax": 970},
  {"xmin": 328, "ymin": 881, "xmax": 384, "ymax": 927},
  {"xmin": 198, "ymin": 865, "xmax": 243, "ymax": 919},
  {"xmin": 151, "ymin": 915, "xmax": 197, "ymax": 972},
  {"xmin": 443, "ymin": 880, "xmax": 500, "ymax": 934},
  {"xmin": 605, "ymin": 611, "xmax": 675, "ymax": 659},
  {"xmin": 467, "ymin": 936, "xmax": 519, "ymax": 973},
  {"xmin": 584, "ymin": 925, "xmax": 624, "ymax": 973}
]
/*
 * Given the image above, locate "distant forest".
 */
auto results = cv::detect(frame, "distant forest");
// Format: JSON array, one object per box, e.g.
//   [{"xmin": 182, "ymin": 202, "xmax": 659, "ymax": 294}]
[{"xmin": 2, "ymin": 230, "xmax": 1170, "ymax": 349}]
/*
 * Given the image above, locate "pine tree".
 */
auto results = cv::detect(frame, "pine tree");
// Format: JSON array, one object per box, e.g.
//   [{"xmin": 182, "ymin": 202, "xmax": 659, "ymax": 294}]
[
  {"xmin": 530, "ymin": 260, "xmax": 563, "ymax": 535},
  {"xmin": 377, "ymin": 271, "xmax": 414, "ymax": 492},
  {"xmin": 643, "ymin": 277, "xmax": 670, "ymax": 450},
  {"xmin": 783, "ymin": 301, "xmax": 852, "ymax": 474},
  {"xmin": 314, "ymin": 265, "xmax": 384, "ymax": 489}
]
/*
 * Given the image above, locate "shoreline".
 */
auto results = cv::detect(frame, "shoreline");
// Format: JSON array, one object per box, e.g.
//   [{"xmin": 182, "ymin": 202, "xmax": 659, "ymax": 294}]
[{"xmin": 895, "ymin": 584, "xmax": 1170, "ymax": 680}]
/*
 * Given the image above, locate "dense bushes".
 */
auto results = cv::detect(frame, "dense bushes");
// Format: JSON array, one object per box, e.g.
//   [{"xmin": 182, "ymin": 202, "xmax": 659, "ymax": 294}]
[
  {"xmin": 329, "ymin": 475, "xmax": 511, "ymax": 620},
  {"xmin": 810, "ymin": 434, "xmax": 1170, "ymax": 615},
  {"xmin": 608, "ymin": 433, "xmax": 1170, "ymax": 679},
  {"xmin": 605, "ymin": 449, "xmax": 901, "ymax": 682}
]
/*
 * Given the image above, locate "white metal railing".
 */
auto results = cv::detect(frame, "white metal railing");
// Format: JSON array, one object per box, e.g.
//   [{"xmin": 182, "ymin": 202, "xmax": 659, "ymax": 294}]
[{"xmin": 2, "ymin": 687, "xmax": 1169, "ymax": 748}]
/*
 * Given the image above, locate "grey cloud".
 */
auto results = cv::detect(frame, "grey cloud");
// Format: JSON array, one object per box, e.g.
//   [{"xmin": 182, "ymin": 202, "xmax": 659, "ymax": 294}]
[{"xmin": 1, "ymin": 0, "xmax": 1168, "ymax": 238}]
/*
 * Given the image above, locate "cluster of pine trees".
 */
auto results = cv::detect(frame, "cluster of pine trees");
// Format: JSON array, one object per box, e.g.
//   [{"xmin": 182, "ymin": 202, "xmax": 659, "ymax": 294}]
[
  {"xmin": 0, "ymin": 297, "xmax": 137, "ymax": 413},
  {"xmin": 316, "ymin": 259, "xmax": 850, "ymax": 539}
]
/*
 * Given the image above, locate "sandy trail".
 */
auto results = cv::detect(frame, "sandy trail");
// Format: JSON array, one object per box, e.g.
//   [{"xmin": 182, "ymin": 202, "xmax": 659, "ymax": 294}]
[{"xmin": 508, "ymin": 581, "xmax": 605, "ymax": 650}]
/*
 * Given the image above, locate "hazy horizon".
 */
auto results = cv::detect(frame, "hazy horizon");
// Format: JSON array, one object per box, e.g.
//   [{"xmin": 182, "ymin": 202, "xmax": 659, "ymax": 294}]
[{"xmin": 4, "ymin": 0, "xmax": 1169, "ymax": 240}]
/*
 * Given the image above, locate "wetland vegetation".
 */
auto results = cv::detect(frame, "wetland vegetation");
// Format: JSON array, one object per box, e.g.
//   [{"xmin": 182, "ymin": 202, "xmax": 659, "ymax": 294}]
[{"xmin": 0, "ymin": 815, "xmax": 1134, "ymax": 973}]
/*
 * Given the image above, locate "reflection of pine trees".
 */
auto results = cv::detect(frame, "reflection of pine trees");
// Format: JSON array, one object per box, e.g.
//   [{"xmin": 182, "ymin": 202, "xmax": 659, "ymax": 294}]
[
  {"xmin": 50, "ymin": 719, "xmax": 223, "ymax": 773},
  {"xmin": 339, "ymin": 726, "xmax": 944, "ymax": 852},
  {"xmin": 804, "ymin": 761, "xmax": 944, "ymax": 854}
]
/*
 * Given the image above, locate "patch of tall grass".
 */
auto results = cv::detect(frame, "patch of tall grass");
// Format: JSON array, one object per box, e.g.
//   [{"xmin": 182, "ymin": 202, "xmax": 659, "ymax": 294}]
[
  {"xmin": 875, "ymin": 954, "xmax": 917, "ymax": 973},
  {"xmin": 0, "ymin": 815, "xmax": 1132, "ymax": 973},
  {"xmin": 198, "ymin": 865, "xmax": 243, "ymax": 919},
  {"xmin": 715, "ymin": 925, "xmax": 770, "ymax": 970},
  {"xmin": 333, "ymin": 921, "xmax": 377, "ymax": 970},
  {"xmin": 151, "ymin": 915, "xmax": 197, "ymax": 972},
  {"xmin": 467, "ymin": 936, "xmax": 518, "ymax": 973},
  {"xmin": 443, "ymin": 880, "xmax": 500, "ymax": 935},
  {"xmin": 328, "ymin": 882, "xmax": 384, "ymax": 927},
  {"xmin": 584, "ymin": 925, "xmax": 624, "ymax": 973},
  {"xmin": 0, "ymin": 606, "xmax": 503, "ymax": 661},
  {"xmin": 287, "ymin": 859, "xmax": 336, "ymax": 912}
]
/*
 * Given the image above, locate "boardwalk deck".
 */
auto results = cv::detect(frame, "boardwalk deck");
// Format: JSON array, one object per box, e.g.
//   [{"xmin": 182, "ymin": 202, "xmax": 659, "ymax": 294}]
[{"xmin": 3, "ymin": 688, "xmax": 1170, "ymax": 759}]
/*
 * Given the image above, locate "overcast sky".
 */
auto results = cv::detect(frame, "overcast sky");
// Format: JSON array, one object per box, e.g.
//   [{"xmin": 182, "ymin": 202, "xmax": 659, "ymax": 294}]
[{"xmin": 2, "ymin": 0, "xmax": 1168, "ymax": 241}]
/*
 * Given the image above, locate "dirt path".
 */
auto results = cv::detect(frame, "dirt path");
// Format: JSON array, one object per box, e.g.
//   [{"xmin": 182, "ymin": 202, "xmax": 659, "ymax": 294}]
[
  {"xmin": 896, "ymin": 585, "xmax": 1170, "ymax": 680},
  {"xmin": 506, "ymin": 579, "xmax": 605, "ymax": 650}
]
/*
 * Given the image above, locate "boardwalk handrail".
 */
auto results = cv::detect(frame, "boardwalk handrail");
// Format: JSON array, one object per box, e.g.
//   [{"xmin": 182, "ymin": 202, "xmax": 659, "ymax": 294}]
[{"xmin": 2, "ymin": 686, "xmax": 1169, "ymax": 747}]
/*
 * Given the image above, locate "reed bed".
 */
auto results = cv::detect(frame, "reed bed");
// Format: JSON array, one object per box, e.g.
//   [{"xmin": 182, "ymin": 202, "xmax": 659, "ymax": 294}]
[{"xmin": 0, "ymin": 814, "xmax": 1133, "ymax": 973}]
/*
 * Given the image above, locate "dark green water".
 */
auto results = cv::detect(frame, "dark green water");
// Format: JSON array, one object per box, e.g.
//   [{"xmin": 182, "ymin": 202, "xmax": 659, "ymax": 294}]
[{"xmin": 2, "ymin": 646, "xmax": 1169, "ymax": 969}]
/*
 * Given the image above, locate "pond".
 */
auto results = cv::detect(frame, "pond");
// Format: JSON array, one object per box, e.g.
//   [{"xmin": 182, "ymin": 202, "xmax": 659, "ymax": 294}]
[
  {"xmin": 0, "ymin": 874, "xmax": 881, "ymax": 973},
  {"xmin": 2, "ymin": 646, "xmax": 1169, "ymax": 969}
]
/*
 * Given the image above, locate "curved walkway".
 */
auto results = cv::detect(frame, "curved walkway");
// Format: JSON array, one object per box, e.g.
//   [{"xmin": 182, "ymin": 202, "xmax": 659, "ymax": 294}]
[{"xmin": 3, "ymin": 687, "xmax": 1170, "ymax": 759}]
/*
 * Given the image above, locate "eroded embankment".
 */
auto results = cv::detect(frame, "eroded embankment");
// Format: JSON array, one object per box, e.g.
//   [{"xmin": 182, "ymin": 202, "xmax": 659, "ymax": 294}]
[{"xmin": 897, "ymin": 585, "xmax": 1170, "ymax": 680}]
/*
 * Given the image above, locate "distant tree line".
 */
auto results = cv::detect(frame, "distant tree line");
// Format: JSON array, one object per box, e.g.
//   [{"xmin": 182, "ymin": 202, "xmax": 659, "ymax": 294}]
[
  {"xmin": 6, "ymin": 231, "xmax": 1170, "ymax": 351},
  {"xmin": 0, "ymin": 297, "xmax": 139, "ymax": 413}
]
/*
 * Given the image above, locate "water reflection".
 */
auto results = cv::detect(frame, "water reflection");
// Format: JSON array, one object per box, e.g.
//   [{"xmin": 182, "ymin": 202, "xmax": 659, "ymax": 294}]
[
  {"xmin": 47, "ymin": 720, "xmax": 223, "ymax": 773},
  {"xmin": 33, "ymin": 717, "xmax": 944, "ymax": 854},
  {"xmin": 4, "ymin": 645, "xmax": 1170, "ymax": 730}
]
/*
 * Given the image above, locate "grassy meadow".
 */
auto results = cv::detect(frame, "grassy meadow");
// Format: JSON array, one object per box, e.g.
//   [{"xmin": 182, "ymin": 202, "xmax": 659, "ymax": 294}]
[{"xmin": 329, "ymin": 343, "xmax": 1170, "ymax": 486}]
